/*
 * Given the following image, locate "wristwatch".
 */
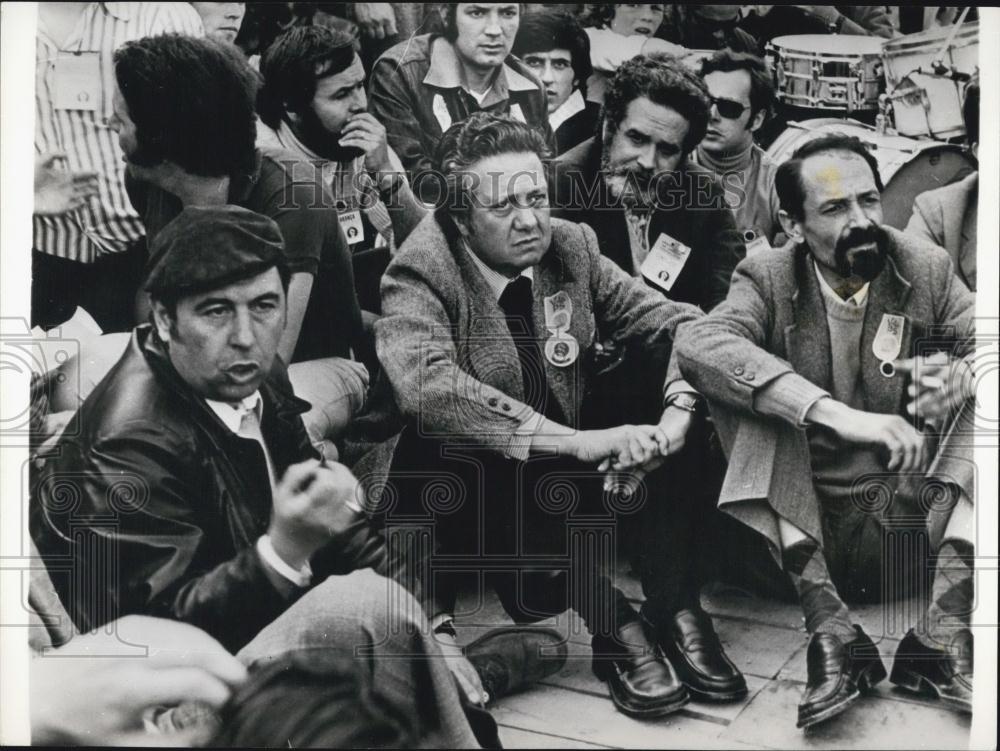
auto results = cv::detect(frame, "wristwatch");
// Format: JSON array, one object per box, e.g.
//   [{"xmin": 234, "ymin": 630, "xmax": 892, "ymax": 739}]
[
  {"xmin": 665, "ymin": 392, "xmax": 701, "ymax": 413},
  {"xmin": 377, "ymin": 171, "xmax": 406, "ymax": 201}
]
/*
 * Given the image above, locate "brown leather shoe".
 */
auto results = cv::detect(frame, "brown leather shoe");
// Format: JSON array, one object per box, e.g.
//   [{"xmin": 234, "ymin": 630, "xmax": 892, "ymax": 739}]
[
  {"xmin": 890, "ymin": 628, "xmax": 972, "ymax": 714},
  {"xmin": 657, "ymin": 608, "xmax": 748, "ymax": 702},
  {"xmin": 797, "ymin": 626, "xmax": 886, "ymax": 729},
  {"xmin": 592, "ymin": 619, "xmax": 689, "ymax": 718},
  {"xmin": 466, "ymin": 626, "xmax": 568, "ymax": 704}
]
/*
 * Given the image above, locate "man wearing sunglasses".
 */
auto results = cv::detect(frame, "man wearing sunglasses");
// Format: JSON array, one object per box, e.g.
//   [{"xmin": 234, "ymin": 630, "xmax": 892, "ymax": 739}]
[{"xmin": 693, "ymin": 50, "xmax": 780, "ymax": 248}]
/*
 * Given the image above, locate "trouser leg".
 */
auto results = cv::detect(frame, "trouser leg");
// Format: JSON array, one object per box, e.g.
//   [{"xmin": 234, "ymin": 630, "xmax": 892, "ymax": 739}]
[{"xmin": 238, "ymin": 570, "xmax": 486, "ymax": 748}]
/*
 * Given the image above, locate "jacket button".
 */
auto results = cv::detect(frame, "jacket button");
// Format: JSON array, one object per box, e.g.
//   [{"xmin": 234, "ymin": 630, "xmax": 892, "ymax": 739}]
[
  {"xmin": 745, "ymin": 373, "xmax": 755, "ymax": 381},
  {"xmin": 733, "ymin": 366, "xmax": 745, "ymax": 376},
  {"xmin": 488, "ymin": 397, "xmax": 499, "ymax": 407},
  {"xmin": 502, "ymin": 403, "xmax": 512, "ymax": 412}
]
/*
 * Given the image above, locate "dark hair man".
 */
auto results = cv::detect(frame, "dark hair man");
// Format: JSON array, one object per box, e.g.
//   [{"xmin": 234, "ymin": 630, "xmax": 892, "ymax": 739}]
[
  {"xmin": 30, "ymin": 205, "xmax": 487, "ymax": 748},
  {"xmin": 676, "ymin": 133, "xmax": 977, "ymax": 729},
  {"xmin": 659, "ymin": 5, "xmax": 759, "ymax": 53},
  {"xmin": 905, "ymin": 82, "xmax": 979, "ymax": 293},
  {"xmin": 368, "ymin": 3, "xmax": 554, "ymax": 200},
  {"xmin": 353, "ymin": 111, "xmax": 733, "ymax": 718},
  {"xmin": 550, "ymin": 53, "xmax": 747, "ymax": 706},
  {"xmin": 112, "ymin": 33, "xmax": 363, "ymax": 367},
  {"xmin": 511, "ymin": 11, "xmax": 600, "ymax": 155},
  {"xmin": 257, "ymin": 25, "xmax": 428, "ymax": 311},
  {"xmin": 693, "ymin": 50, "xmax": 780, "ymax": 246}
]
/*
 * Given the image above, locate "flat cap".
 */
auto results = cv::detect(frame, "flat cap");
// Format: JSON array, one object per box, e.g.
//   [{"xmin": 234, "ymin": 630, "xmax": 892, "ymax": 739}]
[{"xmin": 145, "ymin": 205, "xmax": 286, "ymax": 298}]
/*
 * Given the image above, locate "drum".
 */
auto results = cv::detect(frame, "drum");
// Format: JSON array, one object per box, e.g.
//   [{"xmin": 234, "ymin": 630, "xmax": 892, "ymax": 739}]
[
  {"xmin": 766, "ymin": 35, "xmax": 885, "ymax": 112},
  {"xmin": 882, "ymin": 22, "xmax": 979, "ymax": 139},
  {"xmin": 766, "ymin": 119, "xmax": 977, "ymax": 229}
]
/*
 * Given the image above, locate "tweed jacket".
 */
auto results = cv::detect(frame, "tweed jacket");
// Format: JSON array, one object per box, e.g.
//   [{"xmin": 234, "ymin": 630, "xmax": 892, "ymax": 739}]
[
  {"xmin": 905, "ymin": 172, "xmax": 977, "ymax": 292},
  {"xmin": 350, "ymin": 214, "xmax": 702, "ymax": 473},
  {"xmin": 675, "ymin": 228, "xmax": 975, "ymax": 550}
]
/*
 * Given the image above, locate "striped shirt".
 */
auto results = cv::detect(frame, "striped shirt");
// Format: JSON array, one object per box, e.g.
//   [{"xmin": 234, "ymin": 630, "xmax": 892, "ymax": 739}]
[{"xmin": 34, "ymin": 2, "xmax": 203, "ymax": 263}]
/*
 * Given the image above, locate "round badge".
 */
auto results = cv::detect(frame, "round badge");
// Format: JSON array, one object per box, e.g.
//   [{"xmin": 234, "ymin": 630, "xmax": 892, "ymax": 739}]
[{"xmin": 545, "ymin": 334, "xmax": 578, "ymax": 367}]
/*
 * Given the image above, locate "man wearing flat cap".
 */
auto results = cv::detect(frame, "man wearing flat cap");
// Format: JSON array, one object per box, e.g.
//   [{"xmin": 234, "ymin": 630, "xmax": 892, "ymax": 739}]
[{"xmin": 31, "ymin": 205, "xmax": 495, "ymax": 748}]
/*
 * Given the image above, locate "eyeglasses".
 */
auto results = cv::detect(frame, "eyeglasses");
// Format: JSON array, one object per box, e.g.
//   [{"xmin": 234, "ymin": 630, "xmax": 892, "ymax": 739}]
[{"xmin": 709, "ymin": 96, "xmax": 749, "ymax": 120}]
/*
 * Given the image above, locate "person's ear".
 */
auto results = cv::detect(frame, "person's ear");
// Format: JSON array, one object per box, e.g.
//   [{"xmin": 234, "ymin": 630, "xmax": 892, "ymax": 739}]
[
  {"xmin": 151, "ymin": 299, "xmax": 173, "ymax": 343},
  {"xmin": 778, "ymin": 209, "xmax": 803, "ymax": 244},
  {"xmin": 749, "ymin": 107, "xmax": 766, "ymax": 133},
  {"xmin": 285, "ymin": 105, "xmax": 302, "ymax": 127}
]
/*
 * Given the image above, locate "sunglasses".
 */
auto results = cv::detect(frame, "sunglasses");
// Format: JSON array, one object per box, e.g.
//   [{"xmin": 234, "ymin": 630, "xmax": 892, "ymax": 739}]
[{"xmin": 709, "ymin": 96, "xmax": 749, "ymax": 120}]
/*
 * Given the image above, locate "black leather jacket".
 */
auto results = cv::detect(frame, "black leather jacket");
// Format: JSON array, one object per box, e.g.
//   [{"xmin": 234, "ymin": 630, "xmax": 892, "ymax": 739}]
[{"xmin": 31, "ymin": 326, "xmax": 386, "ymax": 652}]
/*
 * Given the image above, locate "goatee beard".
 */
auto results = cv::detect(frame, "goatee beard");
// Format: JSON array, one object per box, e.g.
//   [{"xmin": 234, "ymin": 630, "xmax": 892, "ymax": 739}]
[{"xmin": 833, "ymin": 224, "xmax": 888, "ymax": 281}]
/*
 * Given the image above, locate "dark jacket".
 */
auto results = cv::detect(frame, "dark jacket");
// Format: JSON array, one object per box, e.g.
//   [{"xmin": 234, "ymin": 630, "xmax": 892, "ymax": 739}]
[
  {"xmin": 553, "ymin": 98, "xmax": 601, "ymax": 156},
  {"xmin": 31, "ymin": 326, "xmax": 385, "ymax": 652},
  {"xmin": 369, "ymin": 33, "xmax": 554, "ymax": 194},
  {"xmin": 553, "ymin": 136, "xmax": 745, "ymax": 313}
]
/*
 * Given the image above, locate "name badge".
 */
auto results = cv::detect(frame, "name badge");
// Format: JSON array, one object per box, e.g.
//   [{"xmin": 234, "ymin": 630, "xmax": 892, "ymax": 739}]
[
  {"xmin": 338, "ymin": 209, "xmax": 365, "ymax": 245},
  {"xmin": 543, "ymin": 291, "xmax": 577, "ymax": 367},
  {"xmin": 873, "ymin": 313, "xmax": 905, "ymax": 377},
  {"xmin": 432, "ymin": 94, "xmax": 452, "ymax": 132},
  {"xmin": 53, "ymin": 53, "xmax": 100, "ymax": 111},
  {"xmin": 640, "ymin": 233, "xmax": 691, "ymax": 292},
  {"xmin": 743, "ymin": 228, "xmax": 772, "ymax": 257}
]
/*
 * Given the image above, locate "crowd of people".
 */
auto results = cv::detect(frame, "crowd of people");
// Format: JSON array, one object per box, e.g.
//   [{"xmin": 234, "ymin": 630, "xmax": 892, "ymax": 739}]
[{"xmin": 26, "ymin": 3, "xmax": 981, "ymax": 747}]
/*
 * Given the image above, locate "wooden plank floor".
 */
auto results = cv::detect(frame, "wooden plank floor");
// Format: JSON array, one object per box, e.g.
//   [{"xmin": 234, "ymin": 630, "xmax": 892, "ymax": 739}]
[{"xmin": 453, "ymin": 567, "xmax": 971, "ymax": 749}]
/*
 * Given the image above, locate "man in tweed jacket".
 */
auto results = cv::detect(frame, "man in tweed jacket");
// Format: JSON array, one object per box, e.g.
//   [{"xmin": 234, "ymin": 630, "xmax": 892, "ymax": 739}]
[
  {"xmin": 676, "ymin": 133, "xmax": 977, "ymax": 729},
  {"xmin": 355, "ymin": 112, "xmax": 748, "ymax": 719}
]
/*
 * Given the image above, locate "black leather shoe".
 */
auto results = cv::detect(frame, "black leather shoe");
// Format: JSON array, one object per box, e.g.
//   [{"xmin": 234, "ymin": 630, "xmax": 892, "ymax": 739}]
[
  {"xmin": 890, "ymin": 628, "xmax": 972, "ymax": 714},
  {"xmin": 466, "ymin": 626, "xmax": 568, "ymax": 704},
  {"xmin": 592, "ymin": 619, "xmax": 689, "ymax": 718},
  {"xmin": 655, "ymin": 608, "xmax": 748, "ymax": 702},
  {"xmin": 797, "ymin": 625, "xmax": 887, "ymax": 729}
]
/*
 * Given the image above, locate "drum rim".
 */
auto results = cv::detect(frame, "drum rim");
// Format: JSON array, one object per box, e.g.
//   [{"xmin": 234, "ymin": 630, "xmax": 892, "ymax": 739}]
[{"xmin": 768, "ymin": 34, "xmax": 884, "ymax": 53}]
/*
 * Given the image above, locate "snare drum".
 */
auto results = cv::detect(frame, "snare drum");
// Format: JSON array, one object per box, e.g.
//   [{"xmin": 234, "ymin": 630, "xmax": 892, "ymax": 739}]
[
  {"xmin": 766, "ymin": 119, "xmax": 976, "ymax": 228},
  {"xmin": 882, "ymin": 22, "xmax": 979, "ymax": 139},
  {"xmin": 767, "ymin": 35, "xmax": 885, "ymax": 112}
]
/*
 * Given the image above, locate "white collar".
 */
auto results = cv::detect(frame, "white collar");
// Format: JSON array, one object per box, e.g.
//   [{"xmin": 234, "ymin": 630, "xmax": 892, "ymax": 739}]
[
  {"xmin": 206, "ymin": 391, "xmax": 264, "ymax": 434},
  {"xmin": 813, "ymin": 260, "xmax": 870, "ymax": 306},
  {"xmin": 463, "ymin": 242, "xmax": 534, "ymax": 301},
  {"xmin": 549, "ymin": 89, "xmax": 587, "ymax": 134}
]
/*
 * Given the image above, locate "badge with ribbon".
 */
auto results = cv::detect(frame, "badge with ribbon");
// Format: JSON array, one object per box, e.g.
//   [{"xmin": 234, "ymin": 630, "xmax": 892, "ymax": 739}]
[
  {"xmin": 543, "ymin": 291, "xmax": 578, "ymax": 367},
  {"xmin": 873, "ymin": 313, "xmax": 905, "ymax": 377}
]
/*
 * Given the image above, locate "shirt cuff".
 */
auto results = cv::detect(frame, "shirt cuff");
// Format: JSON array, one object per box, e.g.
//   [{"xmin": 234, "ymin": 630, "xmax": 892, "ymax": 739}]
[
  {"xmin": 430, "ymin": 613, "xmax": 455, "ymax": 633},
  {"xmin": 504, "ymin": 411, "xmax": 545, "ymax": 462},
  {"xmin": 663, "ymin": 378, "xmax": 698, "ymax": 404},
  {"xmin": 257, "ymin": 535, "xmax": 313, "ymax": 588}
]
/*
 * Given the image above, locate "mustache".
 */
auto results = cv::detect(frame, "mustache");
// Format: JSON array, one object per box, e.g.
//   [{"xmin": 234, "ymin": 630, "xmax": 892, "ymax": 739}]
[{"xmin": 835, "ymin": 224, "xmax": 881, "ymax": 254}]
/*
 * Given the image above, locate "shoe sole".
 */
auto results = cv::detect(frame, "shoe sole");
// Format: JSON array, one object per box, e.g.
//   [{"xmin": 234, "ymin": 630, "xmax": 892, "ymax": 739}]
[
  {"xmin": 797, "ymin": 661, "xmax": 887, "ymax": 730},
  {"xmin": 685, "ymin": 684, "xmax": 749, "ymax": 703},
  {"xmin": 889, "ymin": 666, "xmax": 973, "ymax": 715},
  {"xmin": 606, "ymin": 680, "xmax": 691, "ymax": 719}
]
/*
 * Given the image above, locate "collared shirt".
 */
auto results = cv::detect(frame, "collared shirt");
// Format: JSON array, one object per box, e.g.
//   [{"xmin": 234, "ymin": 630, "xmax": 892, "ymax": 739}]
[
  {"xmin": 813, "ymin": 260, "xmax": 870, "ymax": 306},
  {"xmin": 463, "ymin": 242, "xmax": 534, "ymax": 301},
  {"xmin": 256, "ymin": 118, "xmax": 398, "ymax": 250},
  {"xmin": 549, "ymin": 89, "xmax": 588, "ymax": 135},
  {"xmin": 34, "ymin": 2, "xmax": 204, "ymax": 262},
  {"xmin": 205, "ymin": 391, "xmax": 277, "ymax": 490}
]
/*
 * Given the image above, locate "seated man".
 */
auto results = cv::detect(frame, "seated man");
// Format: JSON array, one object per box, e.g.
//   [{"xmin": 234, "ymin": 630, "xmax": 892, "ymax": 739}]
[
  {"xmin": 676, "ymin": 134, "xmax": 976, "ymax": 729},
  {"xmin": 906, "ymin": 83, "xmax": 978, "ymax": 293},
  {"xmin": 114, "ymin": 33, "xmax": 364, "ymax": 367},
  {"xmin": 511, "ymin": 10, "xmax": 601, "ymax": 155},
  {"xmin": 29, "ymin": 205, "xmax": 489, "ymax": 748},
  {"xmin": 659, "ymin": 5, "xmax": 759, "ymax": 53},
  {"xmin": 354, "ymin": 111, "xmax": 747, "ymax": 718},
  {"xmin": 368, "ymin": 2, "xmax": 553, "ymax": 200},
  {"xmin": 693, "ymin": 50, "xmax": 780, "ymax": 247},
  {"xmin": 738, "ymin": 5, "xmax": 895, "ymax": 48},
  {"xmin": 256, "ymin": 25, "xmax": 428, "ymax": 312}
]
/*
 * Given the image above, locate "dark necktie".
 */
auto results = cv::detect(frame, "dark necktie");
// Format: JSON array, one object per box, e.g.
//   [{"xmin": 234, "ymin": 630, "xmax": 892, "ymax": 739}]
[{"xmin": 497, "ymin": 276, "xmax": 551, "ymax": 416}]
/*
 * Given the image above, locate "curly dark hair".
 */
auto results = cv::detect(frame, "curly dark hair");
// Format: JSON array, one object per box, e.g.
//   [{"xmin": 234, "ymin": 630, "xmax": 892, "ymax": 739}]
[
  {"xmin": 114, "ymin": 34, "xmax": 258, "ymax": 178},
  {"xmin": 433, "ymin": 111, "xmax": 552, "ymax": 222},
  {"xmin": 602, "ymin": 53, "xmax": 711, "ymax": 154},
  {"xmin": 775, "ymin": 133, "xmax": 884, "ymax": 219},
  {"xmin": 257, "ymin": 25, "xmax": 356, "ymax": 129},
  {"xmin": 700, "ymin": 49, "xmax": 775, "ymax": 123}
]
